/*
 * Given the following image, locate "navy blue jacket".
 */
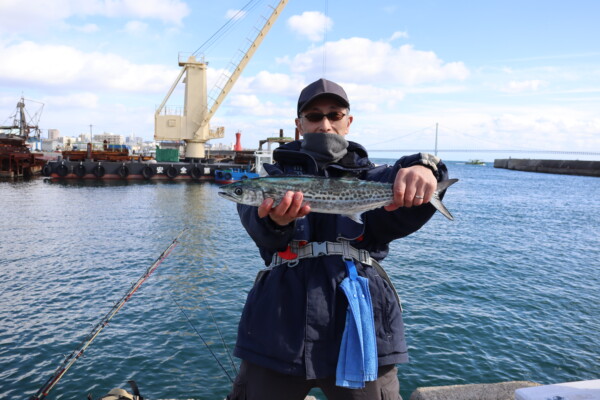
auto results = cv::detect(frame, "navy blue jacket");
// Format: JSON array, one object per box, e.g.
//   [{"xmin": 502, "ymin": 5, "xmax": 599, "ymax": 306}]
[{"xmin": 233, "ymin": 140, "xmax": 448, "ymax": 379}]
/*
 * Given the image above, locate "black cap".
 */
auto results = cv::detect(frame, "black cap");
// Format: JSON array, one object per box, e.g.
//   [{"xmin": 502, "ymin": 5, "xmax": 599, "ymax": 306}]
[{"xmin": 297, "ymin": 78, "xmax": 350, "ymax": 116}]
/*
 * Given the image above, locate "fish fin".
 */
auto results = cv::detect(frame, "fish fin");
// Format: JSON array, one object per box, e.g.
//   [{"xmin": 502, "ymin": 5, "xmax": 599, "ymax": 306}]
[
  {"xmin": 436, "ymin": 178, "xmax": 459, "ymax": 192},
  {"xmin": 344, "ymin": 213, "xmax": 364, "ymax": 224},
  {"xmin": 430, "ymin": 195, "xmax": 454, "ymax": 220}
]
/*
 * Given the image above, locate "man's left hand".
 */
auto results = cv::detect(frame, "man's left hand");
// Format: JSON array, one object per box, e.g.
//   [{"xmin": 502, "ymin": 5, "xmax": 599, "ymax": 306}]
[{"xmin": 384, "ymin": 165, "xmax": 437, "ymax": 211}]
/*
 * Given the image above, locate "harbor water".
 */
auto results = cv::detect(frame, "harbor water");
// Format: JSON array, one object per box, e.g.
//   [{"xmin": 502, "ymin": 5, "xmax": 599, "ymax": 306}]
[{"xmin": 1, "ymin": 160, "xmax": 599, "ymax": 399}]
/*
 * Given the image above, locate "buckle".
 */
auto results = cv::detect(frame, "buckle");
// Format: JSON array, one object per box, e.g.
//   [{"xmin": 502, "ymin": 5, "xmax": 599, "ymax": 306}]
[
  {"xmin": 311, "ymin": 242, "xmax": 328, "ymax": 257},
  {"xmin": 277, "ymin": 245, "xmax": 298, "ymax": 260}
]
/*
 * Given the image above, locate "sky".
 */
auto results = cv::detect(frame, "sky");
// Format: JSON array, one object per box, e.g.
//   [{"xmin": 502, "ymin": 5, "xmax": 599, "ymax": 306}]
[{"xmin": 1, "ymin": 0, "xmax": 599, "ymax": 162}]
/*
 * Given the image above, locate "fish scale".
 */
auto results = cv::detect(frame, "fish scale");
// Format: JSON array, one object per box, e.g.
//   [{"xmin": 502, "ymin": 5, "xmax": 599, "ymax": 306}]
[{"xmin": 218, "ymin": 176, "xmax": 457, "ymax": 223}]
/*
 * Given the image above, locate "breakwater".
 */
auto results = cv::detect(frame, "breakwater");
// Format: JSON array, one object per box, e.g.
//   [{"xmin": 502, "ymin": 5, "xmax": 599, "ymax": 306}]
[{"xmin": 494, "ymin": 158, "xmax": 600, "ymax": 177}]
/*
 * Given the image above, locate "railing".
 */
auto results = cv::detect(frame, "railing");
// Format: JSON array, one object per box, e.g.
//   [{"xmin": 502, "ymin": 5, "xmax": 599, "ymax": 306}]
[{"xmin": 156, "ymin": 105, "xmax": 184, "ymax": 116}]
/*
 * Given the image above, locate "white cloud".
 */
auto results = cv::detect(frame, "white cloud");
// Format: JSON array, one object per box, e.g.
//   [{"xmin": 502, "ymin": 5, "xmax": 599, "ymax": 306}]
[
  {"xmin": 351, "ymin": 102, "xmax": 600, "ymax": 154},
  {"xmin": 42, "ymin": 93, "xmax": 100, "ymax": 109},
  {"xmin": 124, "ymin": 20, "xmax": 149, "ymax": 35},
  {"xmin": 286, "ymin": 38, "xmax": 469, "ymax": 86},
  {"xmin": 342, "ymin": 83, "xmax": 407, "ymax": 113},
  {"xmin": 74, "ymin": 23, "xmax": 100, "ymax": 33},
  {"xmin": 105, "ymin": 0, "xmax": 189, "ymax": 25},
  {"xmin": 389, "ymin": 31, "xmax": 409, "ymax": 41},
  {"xmin": 237, "ymin": 71, "xmax": 303, "ymax": 95},
  {"xmin": 287, "ymin": 11, "xmax": 333, "ymax": 42},
  {"xmin": 225, "ymin": 9, "xmax": 247, "ymax": 20},
  {"xmin": 0, "ymin": 41, "xmax": 178, "ymax": 93},
  {"xmin": 500, "ymin": 79, "xmax": 547, "ymax": 93},
  {"xmin": 229, "ymin": 94, "xmax": 261, "ymax": 108},
  {"xmin": 0, "ymin": 0, "xmax": 189, "ymax": 33}
]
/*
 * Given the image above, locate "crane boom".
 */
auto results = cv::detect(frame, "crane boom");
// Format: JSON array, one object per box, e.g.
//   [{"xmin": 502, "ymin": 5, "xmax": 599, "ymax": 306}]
[
  {"xmin": 154, "ymin": 0, "xmax": 289, "ymax": 159},
  {"xmin": 200, "ymin": 0, "xmax": 289, "ymax": 128}
]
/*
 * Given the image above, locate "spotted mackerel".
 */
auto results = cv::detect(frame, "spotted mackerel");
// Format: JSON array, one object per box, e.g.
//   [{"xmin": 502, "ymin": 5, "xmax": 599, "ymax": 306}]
[{"xmin": 218, "ymin": 176, "xmax": 458, "ymax": 222}]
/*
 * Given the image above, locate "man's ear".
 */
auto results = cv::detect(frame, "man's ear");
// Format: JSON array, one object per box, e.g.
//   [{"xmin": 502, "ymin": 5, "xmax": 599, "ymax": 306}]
[{"xmin": 295, "ymin": 118, "xmax": 304, "ymax": 136}]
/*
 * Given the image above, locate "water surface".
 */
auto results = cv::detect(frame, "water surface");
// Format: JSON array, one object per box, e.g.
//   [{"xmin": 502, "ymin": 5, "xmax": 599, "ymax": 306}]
[{"xmin": 0, "ymin": 161, "xmax": 598, "ymax": 399}]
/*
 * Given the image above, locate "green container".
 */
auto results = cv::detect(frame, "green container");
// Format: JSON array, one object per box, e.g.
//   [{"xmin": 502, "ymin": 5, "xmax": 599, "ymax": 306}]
[{"xmin": 155, "ymin": 148, "xmax": 180, "ymax": 162}]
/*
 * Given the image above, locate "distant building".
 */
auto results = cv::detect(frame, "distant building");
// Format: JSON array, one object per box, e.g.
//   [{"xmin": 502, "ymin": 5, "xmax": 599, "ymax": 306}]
[
  {"xmin": 93, "ymin": 133, "xmax": 124, "ymax": 145},
  {"xmin": 48, "ymin": 129, "xmax": 60, "ymax": 140},
  {"xmin": 125, "ymin": 135, "xmax": 144, "ymax": 145},
  {"xmin": 41, "ymin": 140, "xmax": 60, "ymax": 152},
  {"xmin": 209, "ymin": 142, "xmax": 234, "ymax": 151}
]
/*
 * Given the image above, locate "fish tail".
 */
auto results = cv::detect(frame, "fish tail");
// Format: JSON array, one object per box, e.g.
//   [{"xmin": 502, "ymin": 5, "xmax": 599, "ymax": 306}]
[{"xmin": 431, "ymin": 178, "xmax": 459, "ymax": 220}]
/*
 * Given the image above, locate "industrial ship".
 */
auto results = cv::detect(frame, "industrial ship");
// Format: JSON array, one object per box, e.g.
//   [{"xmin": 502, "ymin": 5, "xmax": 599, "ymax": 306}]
[{"xmin": 0, "ymin": 97, "xmax": 46, "ymax": 178}]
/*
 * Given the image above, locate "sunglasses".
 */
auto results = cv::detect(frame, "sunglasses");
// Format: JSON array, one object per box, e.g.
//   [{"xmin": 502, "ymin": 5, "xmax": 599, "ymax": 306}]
[{"xmin": 301, "ymin": 111, "xmax": 346, "ymax": 123}]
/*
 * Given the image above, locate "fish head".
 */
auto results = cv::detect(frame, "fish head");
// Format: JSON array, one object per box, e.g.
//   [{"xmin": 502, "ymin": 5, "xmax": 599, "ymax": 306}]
[{"xmin": 218, "ymin": 180, "xmax": 264, "ymax": 206}]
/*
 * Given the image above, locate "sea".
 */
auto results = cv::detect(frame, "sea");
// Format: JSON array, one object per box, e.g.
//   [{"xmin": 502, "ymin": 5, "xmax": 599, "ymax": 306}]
[{"xmin": 1, "ymin": 160, "xmax": 599, "ymax": 400}]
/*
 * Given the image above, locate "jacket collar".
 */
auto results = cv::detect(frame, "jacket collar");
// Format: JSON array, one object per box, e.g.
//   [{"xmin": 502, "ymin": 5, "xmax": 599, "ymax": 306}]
[{"xmin": 272, "ymin": 140, "xmax": 372, "ymax": 176}]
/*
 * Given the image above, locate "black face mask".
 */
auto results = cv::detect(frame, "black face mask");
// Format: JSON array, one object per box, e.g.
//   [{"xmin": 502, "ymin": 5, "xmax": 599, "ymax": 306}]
[{"xmin": 300, "ymin": 132, "xmax": 348, "ymax": 166}]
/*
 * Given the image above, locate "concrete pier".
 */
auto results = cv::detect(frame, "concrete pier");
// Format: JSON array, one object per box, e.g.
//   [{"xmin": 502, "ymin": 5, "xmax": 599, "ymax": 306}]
[
  {"xmin": 494, "ymin": 159, "xmax": 600, "ymax": 177},
  {"xmin": 409, "ymin": 381, "xmax": 540, "ymax": 400}
]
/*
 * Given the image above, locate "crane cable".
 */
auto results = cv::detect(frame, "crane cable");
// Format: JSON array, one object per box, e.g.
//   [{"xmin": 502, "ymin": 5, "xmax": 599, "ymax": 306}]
[{"xmin": 192, "ymin": 0, "xmax": 264, "ymax": 57}]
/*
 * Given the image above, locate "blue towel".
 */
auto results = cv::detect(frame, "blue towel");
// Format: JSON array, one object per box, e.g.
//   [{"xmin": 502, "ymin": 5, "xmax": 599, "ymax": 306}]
[{"xmin": 336, "ymin": 259, "xmax": 378, "ymax": 388}]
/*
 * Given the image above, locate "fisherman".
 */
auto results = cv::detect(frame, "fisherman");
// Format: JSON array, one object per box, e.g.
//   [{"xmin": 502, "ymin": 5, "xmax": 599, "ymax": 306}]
[{"xmin": 226, "ymin": 78, "xmax": 449, "ymax": 400}]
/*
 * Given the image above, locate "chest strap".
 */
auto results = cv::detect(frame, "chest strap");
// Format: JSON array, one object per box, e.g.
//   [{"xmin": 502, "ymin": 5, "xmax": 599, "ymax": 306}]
[
  {"xmin": 267, "ymin": 241, "xmax": 401, "ymax": 307},
  {"xmin": 271, "ymin": 241, "xmax": 373, "ymax": 268}
]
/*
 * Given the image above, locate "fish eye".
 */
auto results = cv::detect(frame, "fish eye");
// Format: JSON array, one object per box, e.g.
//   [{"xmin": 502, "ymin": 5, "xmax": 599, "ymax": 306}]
[{"xmin": 234, "ymin": 188, "xmax": 243, "ymax": 196}]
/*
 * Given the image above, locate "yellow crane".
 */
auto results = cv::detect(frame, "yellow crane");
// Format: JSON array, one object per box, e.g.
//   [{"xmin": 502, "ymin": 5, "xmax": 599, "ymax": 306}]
[{"xmin": 154, "ymin": 0, "xmax": 289, "ymax": 159}]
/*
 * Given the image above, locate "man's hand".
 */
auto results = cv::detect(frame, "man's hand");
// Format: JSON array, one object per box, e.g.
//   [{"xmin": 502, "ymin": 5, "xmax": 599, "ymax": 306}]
[
  {"xmin": 384, "ymin": 165, "xmax": 437, "ymax": 211},
  {"xmin": 258, "ymin": 191, "xmax": 311, "ymax": 226}
]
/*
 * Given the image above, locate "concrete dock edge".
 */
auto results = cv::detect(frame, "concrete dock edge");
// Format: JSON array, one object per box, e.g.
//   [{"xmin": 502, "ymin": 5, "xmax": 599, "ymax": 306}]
[
  {"xmin": 494, "ymin": 159, "xmax": 600, "ymax": 177},
  {"xmin": 409, "ymin": 381, "xmax": 541, "ymax": 400}
]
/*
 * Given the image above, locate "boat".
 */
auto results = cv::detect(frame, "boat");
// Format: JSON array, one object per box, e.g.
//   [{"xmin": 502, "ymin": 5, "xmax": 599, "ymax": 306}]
[
  {"xmin": 214, "ymin": 168, "xmax": 259, "ymax": 184},
  {"xmin": 0, "ymin": 97, "xmax": 47, "ymax": 178},
  {"xmin": 466, "ymin": 159, "xmax": 486, "ymax": 165}
]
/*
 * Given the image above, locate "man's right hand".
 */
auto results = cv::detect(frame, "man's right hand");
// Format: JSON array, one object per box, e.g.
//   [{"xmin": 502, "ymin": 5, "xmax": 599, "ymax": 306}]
[{"xmin": 258, "ymin": 191, "xmax": 311, "ymax": 226}]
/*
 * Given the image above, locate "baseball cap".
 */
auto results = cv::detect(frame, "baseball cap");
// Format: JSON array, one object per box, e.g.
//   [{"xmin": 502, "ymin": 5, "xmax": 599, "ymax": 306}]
[{"xmin": 297, "ymin": 78, "xmax": 350, "ymax": 116}]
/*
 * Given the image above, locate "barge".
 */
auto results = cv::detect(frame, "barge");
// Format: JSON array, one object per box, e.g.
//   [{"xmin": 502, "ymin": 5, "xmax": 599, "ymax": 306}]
[
  {"xmin": 41, "ymin": 144, "xmax": 260, "ymax": 181},
  {"xmin": 41, "ymin": 130, "xmax": 292, "ymax": 181}
]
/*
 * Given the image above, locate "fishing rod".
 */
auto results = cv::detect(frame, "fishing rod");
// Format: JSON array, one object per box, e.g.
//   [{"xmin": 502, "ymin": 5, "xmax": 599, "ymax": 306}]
[{"xmin": 30, "ymin": 228, "xmax": 187, "ymax": 400}]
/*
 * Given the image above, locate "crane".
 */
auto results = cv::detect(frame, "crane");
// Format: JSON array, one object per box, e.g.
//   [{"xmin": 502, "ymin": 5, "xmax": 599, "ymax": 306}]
[{"xmin": 154, "ymin": 0, "xmax": 289, "ymax": 159}]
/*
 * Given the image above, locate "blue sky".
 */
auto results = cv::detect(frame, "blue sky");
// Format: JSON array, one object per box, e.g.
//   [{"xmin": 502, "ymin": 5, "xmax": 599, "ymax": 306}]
[{"xmin": 1, "ymin": 0, "xmax": 599, "ymax": 161}]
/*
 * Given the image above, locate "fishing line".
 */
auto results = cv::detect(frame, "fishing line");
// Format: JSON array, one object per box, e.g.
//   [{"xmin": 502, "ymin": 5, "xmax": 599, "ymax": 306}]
[
  {"xmin": 158, "ymin": 260, "xmax": 238, "ymax": 381},
  {"xmin": 30, "ymin": 228, "xmax": 188, "ymax": 400},
  {"xmin": 322, "ymin": 0, "xmax": 329, "ymax": 77},
  {"xmin": 198, "ymin": 290, "xmax": 238, "ymax": 376},
  {"xmin": 166, "ymin": 291, "xmax": 235, "ymax": 383}
]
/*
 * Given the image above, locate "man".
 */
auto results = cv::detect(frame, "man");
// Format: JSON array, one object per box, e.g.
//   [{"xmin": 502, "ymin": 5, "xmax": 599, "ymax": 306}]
[{"xmin": 227, "ymin": 78, "xmax": 448, "ymax": 400}]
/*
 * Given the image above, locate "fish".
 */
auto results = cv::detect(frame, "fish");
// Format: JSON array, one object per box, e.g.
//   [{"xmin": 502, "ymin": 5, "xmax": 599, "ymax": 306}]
[{"xmin": 218, "ymin": 176, "xmax": 458, "ymax": 223}]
